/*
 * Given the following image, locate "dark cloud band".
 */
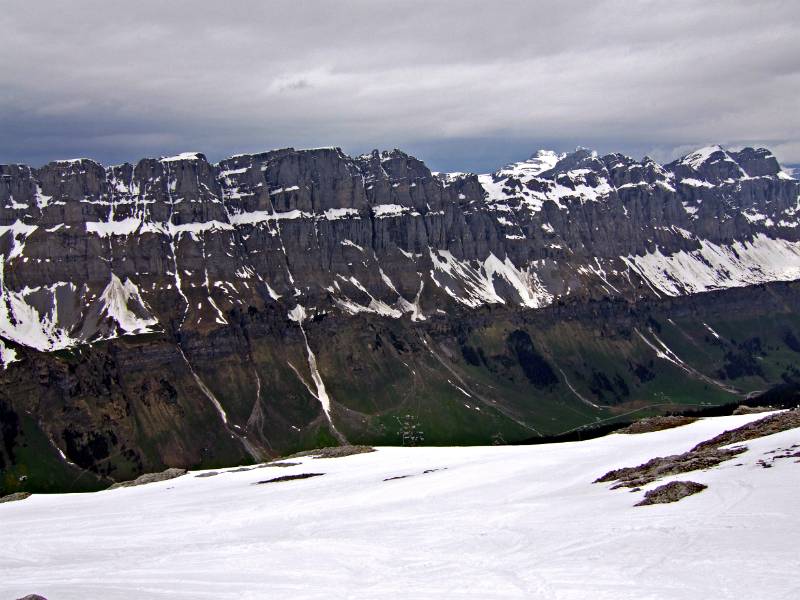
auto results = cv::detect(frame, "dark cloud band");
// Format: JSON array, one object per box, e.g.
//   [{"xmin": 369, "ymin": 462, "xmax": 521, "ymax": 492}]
[{"xmin": 1, "ymin": 0, "xmax": 797, "ymax": 171}]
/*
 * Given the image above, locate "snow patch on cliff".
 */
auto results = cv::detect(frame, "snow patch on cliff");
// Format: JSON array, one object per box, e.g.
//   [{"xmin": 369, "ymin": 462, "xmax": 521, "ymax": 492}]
[
  {"xmin": 100, "ymin": 274, "xmax": 158, "ymax": 335},
  {"xmin": 624, "ymin": 234, "xmax": 800, "ymax": 296},
  {"xmin": 0, "ymin": 337, "xmax": 18, "ymax": 368}
]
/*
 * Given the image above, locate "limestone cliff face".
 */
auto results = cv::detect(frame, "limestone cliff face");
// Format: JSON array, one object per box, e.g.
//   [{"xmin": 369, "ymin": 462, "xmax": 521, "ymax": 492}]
[
  {"xmin": 2, "ymin": 144, "xmax": 798, "ymax": 350},
  {"xmin": 1, "ymin": 144, "xmax": 800, "ymax": 491}
]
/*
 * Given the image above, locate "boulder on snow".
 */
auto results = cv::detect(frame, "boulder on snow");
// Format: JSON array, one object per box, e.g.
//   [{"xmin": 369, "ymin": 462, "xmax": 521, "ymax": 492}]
[
  {"xmin": 732, "ymin": 405, "xmax": 773, "ymax": 415},
  {"xmin": 286, "ymin": 445, "xmax": 375, "ymax": 459},
  {"xmin": 635, "ymin": 481, "xmax": 707, "ymax": 506},
  {"xmin": 0, "ymin": 492, "xmax": 31, "ymax": 504},
  {"xmin": 108, "ymin": 468, "xmax": 187, "ymax": 489},
  {"xmin": 618, "ymin": 415, "xmax": 697, "ymax": 434}
]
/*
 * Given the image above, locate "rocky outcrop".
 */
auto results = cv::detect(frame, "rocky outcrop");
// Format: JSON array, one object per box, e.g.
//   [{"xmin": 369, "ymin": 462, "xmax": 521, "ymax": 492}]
[
  {"xmin": 287, "ymin": 445, "xmax": 375, "ymax": 459},
  {"xmin": 596, "ymin": 409, "xmax": 800, "ymax": 490},
  {"xmin": 0, "ymin": 491, "xmax": 31, "ymax": 503},
  {"xmin": 107, "ymin": 468, "xmax": 187, "ymax": 489},
  {"xmin": 732, "ymin": 405, "xmax": 774, "ymax": 415},
  {"xmin": 617, "ymin": 416, "xmax": 697, "ymax": 434},
  {"xmin": 596, "ymin": 446, "xmax": 744, "ymax": 489},
  {"xmin": 692, "ymin": 409, "xmax": 800, "ymax": 452},
  {"xmin": 635, "ymin": 481, "xmax": 708, "ymax": 506}
]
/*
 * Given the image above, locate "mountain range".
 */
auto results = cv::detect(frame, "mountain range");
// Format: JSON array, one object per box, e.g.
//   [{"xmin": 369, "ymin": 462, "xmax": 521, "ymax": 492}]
[{"xmin": 2, "ymin": 143, "xmax": 800, "ymax": 492}]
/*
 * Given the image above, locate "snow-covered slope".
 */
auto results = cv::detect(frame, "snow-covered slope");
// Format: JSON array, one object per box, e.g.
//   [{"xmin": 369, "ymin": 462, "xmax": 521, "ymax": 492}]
[{"xmin": 2, "ymin": 412, "xmax": 798, "ymax": 600}]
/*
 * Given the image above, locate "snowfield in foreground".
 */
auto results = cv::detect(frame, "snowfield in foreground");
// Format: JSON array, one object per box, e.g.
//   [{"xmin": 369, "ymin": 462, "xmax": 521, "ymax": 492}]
[{"xmin": 2, "ymin": 413, "xmax": 799, "ymax": 600}]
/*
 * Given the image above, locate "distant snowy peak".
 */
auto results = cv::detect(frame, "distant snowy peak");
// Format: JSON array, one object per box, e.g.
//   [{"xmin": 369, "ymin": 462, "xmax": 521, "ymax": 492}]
[
  {"xmin": 478, "ymin": 144, "xmax": 788, "ymax": 211},
  {"xmin": 730, "ymin": 147, "xmax": 783, "ymax": 177},
  {"xmin": 503, "ymin": 149, "xmax": 565, "ymax": 178},
  {"xmin": 479, "ymin": 148, "xmax": 630, "ymax": 212},
  {"xmin": 678, "ymin": 145, "xmax": 728, "ymax": 170},
  {"xmin": 160, "ymin": 152, "xmax": 206, "ymax": 163},
  {"xmin": 669, "ymin": 145, "xmax": 781, "ymax": 185},
  {"xmin": 434, "ymin": 171, "xmax": 472, "ymax": 187},
  {"xmin": 674, "ymin": 145, "xmax": 748, "ymax": 185}
]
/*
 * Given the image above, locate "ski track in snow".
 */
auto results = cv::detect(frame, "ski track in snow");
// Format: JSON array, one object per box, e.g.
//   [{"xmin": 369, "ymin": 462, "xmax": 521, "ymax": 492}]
[{"xmin": 1, "ymin": 413, "xmax": 798, "ymax": 600}]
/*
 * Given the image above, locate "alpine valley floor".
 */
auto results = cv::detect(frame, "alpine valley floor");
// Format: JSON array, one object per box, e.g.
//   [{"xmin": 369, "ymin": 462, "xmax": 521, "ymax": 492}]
[{"xmin": 2, "ymin": 412, "xmax": 798, "ymax": 600}]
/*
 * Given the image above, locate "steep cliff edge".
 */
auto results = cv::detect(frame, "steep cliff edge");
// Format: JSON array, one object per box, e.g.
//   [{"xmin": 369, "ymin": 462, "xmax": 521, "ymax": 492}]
[{"xmin": 2, "ymin": 144, "xmax": 800, "ymax": 492}]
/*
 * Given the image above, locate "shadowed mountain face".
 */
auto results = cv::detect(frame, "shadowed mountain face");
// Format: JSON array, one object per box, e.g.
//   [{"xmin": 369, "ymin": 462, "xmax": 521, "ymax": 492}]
[{"xmin": 2, "ymin": 144, "xmax": 800, "ymax": 492}]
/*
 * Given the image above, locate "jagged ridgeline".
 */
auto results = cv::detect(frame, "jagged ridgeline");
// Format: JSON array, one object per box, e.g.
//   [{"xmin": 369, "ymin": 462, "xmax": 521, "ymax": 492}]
[{"xmin": 2, "ymin": 144, "xmax": 800, "ymax": 492}]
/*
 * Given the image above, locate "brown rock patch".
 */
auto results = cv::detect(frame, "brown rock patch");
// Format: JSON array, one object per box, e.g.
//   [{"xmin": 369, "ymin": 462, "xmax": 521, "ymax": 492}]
[
  {"xmin": 618, "ymin": 416, "xmax": 697, "ymax": 434},
  {"xmin": 0, "ymin": 492, "xmax": 31, "ymax": 504},
  {"xmin": 635, "ymin": 481, "xmax": 708, "ymax": 506},
  {"xmin": 108, "ymin": 468, "xmax": 187, "ymax": 489}
]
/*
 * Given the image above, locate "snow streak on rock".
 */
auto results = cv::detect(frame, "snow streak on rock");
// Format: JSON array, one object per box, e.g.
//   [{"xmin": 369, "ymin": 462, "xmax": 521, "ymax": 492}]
[{"xmin": 288, "ymin": 305, "xmax": 347, "ymax": 443}]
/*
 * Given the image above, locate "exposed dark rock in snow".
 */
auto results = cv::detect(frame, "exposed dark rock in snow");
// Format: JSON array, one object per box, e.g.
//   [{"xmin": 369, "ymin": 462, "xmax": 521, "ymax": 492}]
[
  {"xmin": 287, "ymin": 445, "xmax": 376, "ymax": 459},
  {"xmin": 384, "ymin": 467, "xmax": 446, "ymax": 481},
  {"xmin": 108, "ymin": 468, "xmax": 187, "ymax": 489},
  {"xmin": 597, "ymin": 409, "xmax": 800, "ymax": 489},
  {"xmin": 732, "ymin": 405, "xmax": 774, "ymax": 415},
  {"xmin": 254, "ymin": 473, "xmax": 324, "ymax": 484},
  {"xmin": 618, "ymin": 416, "xmax": 697, "ymax": 434},
  {"xmin": 0, "ymin": 491, "xmax": 31, "ymax": 503},
  {"xmin": 692, "ymin": 409, "xmax": 800, "ymax": 452},
  {"xmin": 597, "ymin": 447, "xmax": 744, "ymax": 489},
  {"xmin": 635, "ymin": 480, "xmax": 707, "ymax": 506}
]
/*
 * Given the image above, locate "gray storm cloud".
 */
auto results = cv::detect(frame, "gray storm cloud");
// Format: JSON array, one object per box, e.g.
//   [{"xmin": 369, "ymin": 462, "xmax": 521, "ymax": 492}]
[{"xmin": 1, "ymin": 0, "xmax": 798, "ymax": 172}]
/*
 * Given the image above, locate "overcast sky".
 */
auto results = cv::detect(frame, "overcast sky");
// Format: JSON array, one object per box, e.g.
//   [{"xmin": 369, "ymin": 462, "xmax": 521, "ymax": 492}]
[{"xmin": 1, "ymin": 0, "xmax": 798, "ymax": 172}]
